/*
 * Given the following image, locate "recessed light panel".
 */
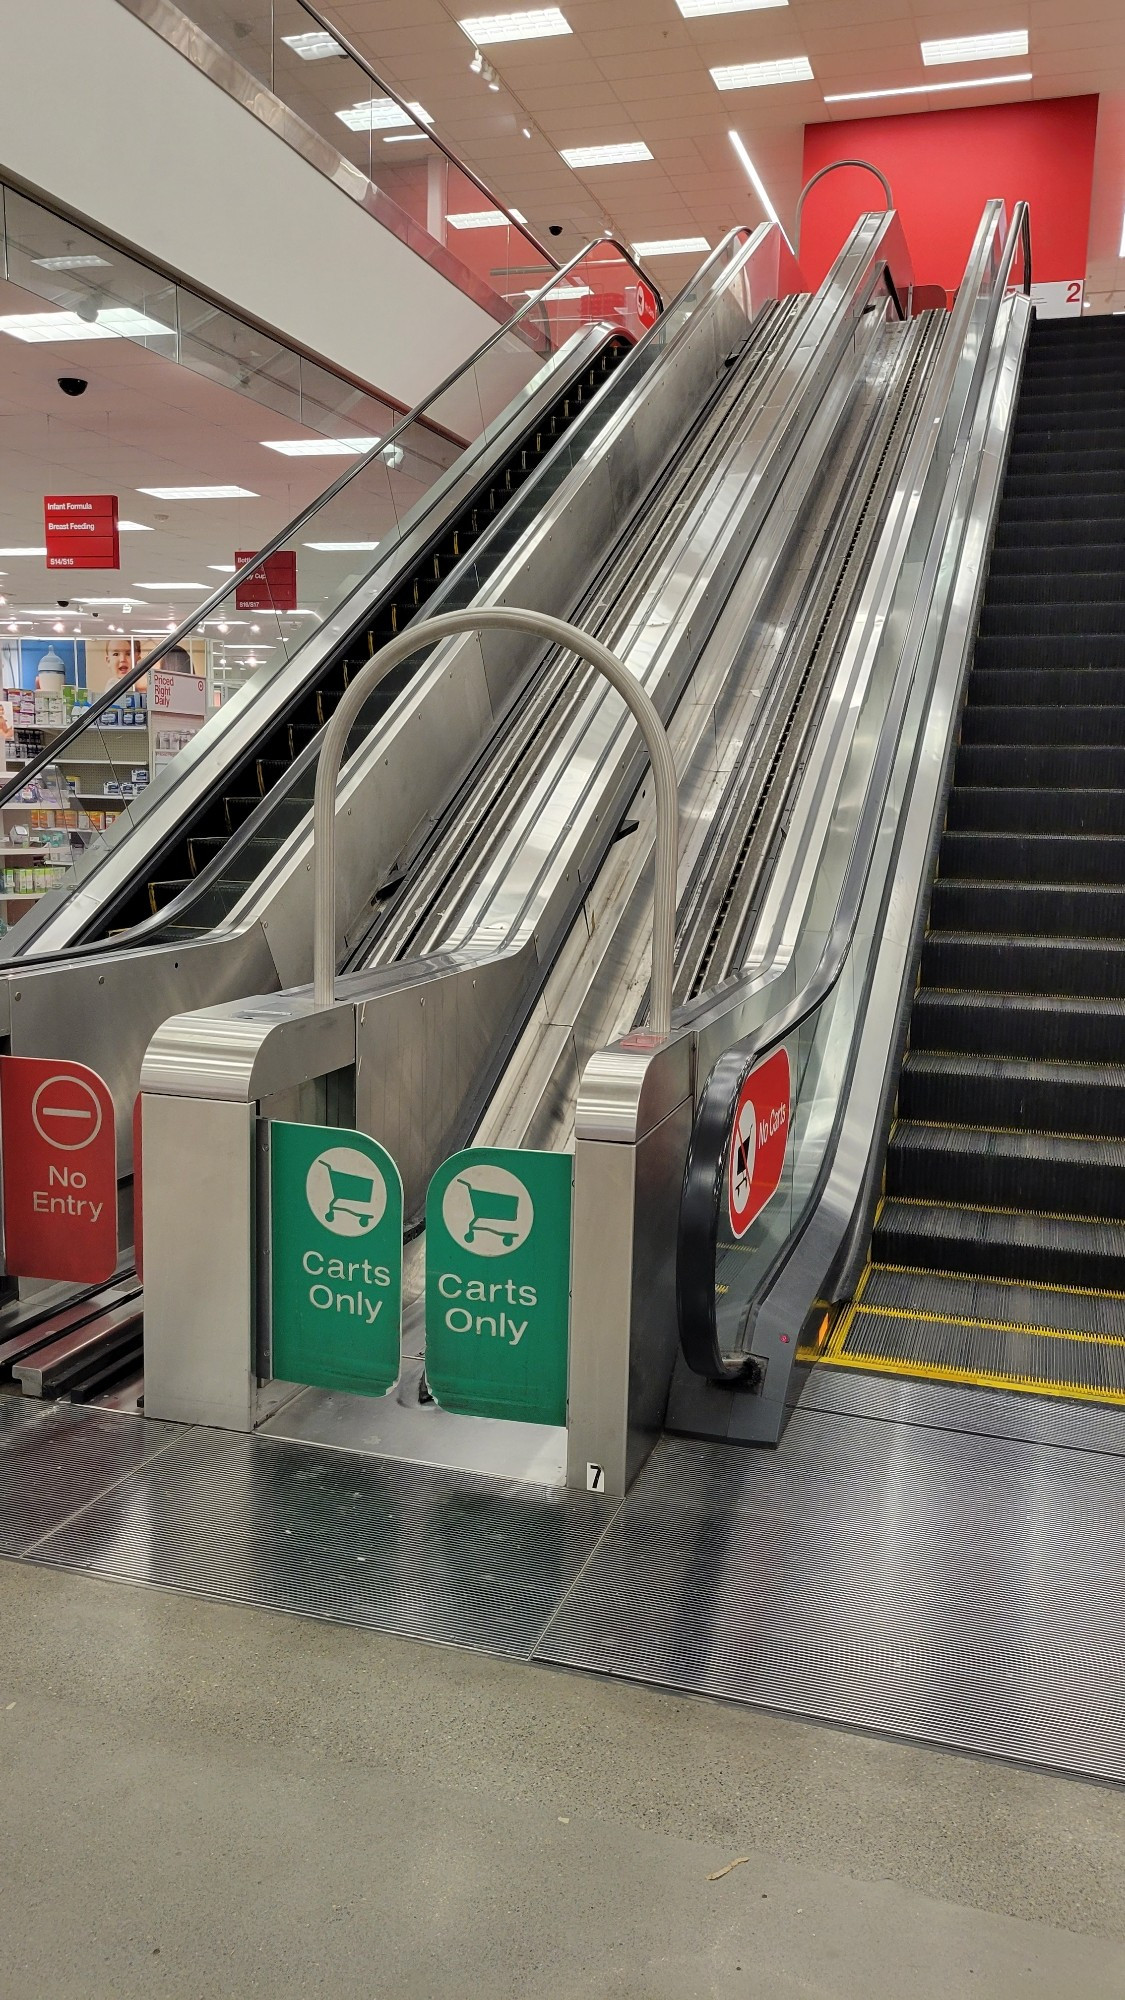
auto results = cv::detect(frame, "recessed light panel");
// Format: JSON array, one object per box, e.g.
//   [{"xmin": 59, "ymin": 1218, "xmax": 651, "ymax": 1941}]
[
  {"xmin": 303, "ymin": 541, "xmax": 378, "ymax": 551},
  {"xmin": 0, "ymin": 547, "xmax": 48, "ymax": 556},
  {"xmin": 32, "ymin": 254, "xmax": 112, "ymax": 271},
  {"xmin": 459, "ymin": 10, "xmax": 571, "ymax": 44},
  {"xmin": 560, "ymin": 142, "xmax": 653, "ymax": 167},
  {"xmin": 825, "ymin": 71, "xmax": 1031, "ymax": 102},
  {"xmin": 261, "ymin": 437, "xmax": 378, "ymax": 456},
  {"xmin": 632, "ymin": 236, "xmax": 710, "ymax": 257},
  {"xmin": 337, "ymin": 97, "xmax": 432, "ymax": 131},
  {"xmin": 281, "ymin": 30, "xmax": 343, "ymax": 59},
  {"xmin": 446, "ymin": 210, "xmax": 508, "ymax": 229},
  {"xmin": 677, "ymin": 0, "xmax": 787, "ymax": 14},
  {"xmin": 921, "ymin": 31, "xmax": 1028, "ymax": 66},
  {"xmin": 137, "ymin": 487, "xmax": 258, "ymax": 500},
  {"xmin": 711, "ymin": 57, "xmax": 813, "ymax": 88},
  {"xmin": 0, "ymin": 307, "xmax": 172, "ymax": 342},
  {"xmin": 116, "ymin": 520, "xmax": 153, "ymax": 532},
  {"xmin": 133, "ymin": 583, "xmax": 207, "ymax": 591}
]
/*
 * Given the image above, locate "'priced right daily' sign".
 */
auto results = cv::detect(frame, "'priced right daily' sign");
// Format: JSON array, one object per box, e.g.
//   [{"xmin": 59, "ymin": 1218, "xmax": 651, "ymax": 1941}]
[{"xmin": 425, "ymin": 1149, "xmax": 571, "ymax": 1425}]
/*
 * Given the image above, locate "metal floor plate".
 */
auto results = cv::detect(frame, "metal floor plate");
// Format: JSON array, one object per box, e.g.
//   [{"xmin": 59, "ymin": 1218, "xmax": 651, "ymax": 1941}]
[
  {"xmin": 28, "ymin": 1425, "xmax": 614, "ymax": 1656},
  {"xmin": 0, "ymin": 1397, "xmax": 183, "ymax": 1556},
  {"xmin": 534, "ymin": 1419, "xmax": 1125, "ymax": 1783}
]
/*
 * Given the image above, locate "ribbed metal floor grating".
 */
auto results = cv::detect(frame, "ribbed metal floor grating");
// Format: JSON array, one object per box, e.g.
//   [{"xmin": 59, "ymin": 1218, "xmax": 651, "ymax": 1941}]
[{"xmin": 535, "ymin": 1423, "xmax": 1125, "ymax": 1783}]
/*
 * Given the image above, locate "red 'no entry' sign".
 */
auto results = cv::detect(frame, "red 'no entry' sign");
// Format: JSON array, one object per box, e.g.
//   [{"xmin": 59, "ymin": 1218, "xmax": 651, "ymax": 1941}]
[
  {"xmin": 0, "ymin": 1056, "xmax": 118, "ymax": 1282},
  {"xmin": 727, "ymin": 1046, "xmax": 792, "ymax": 1240}
]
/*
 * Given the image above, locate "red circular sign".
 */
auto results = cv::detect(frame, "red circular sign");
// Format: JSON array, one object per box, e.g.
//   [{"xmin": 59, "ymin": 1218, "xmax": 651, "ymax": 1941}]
[{"xmin": 727, "ymin": 1047, "xmax": 792, "ymax": 1239}]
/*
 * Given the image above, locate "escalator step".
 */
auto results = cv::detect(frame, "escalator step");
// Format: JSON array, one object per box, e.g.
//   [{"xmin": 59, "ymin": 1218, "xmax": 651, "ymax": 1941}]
[
  {"xmin": 921, "ymin": 929, "xmax": 1125, "ymax": 996},
  {"xmin": 187, "ymin": 834, "xmax": 226, "ymax": 875},
  {"xmin": 836, "ymin": 1298, "xmax": 1125, "ymax": 1397},
  {"xmin": 978, "ymin": 602, "xmax": 1125, "ymax": 637},
  {"xmin": 987, "ymin": 546, "xmax": 1125, "ymax": 582},
  {"xmin": 963, "ymin": 678, "xmax": 1125, "ymax": 716},
  {"xmin": 887, "ymin": 1121, "xmax": 1125, "ymax": 1219},
  {"xmin": 961, "ymin": 703, "xmax": 1125, "ymax": 744},
  {"xmin": 862, "ymin": 1264, "xmax": 1125, "ymax": 1339},
  {"xmin": 1006, "ymin": 447, "xmax": 1125, "ymax": 475},
  {"xmin": 148, "ymin": 878, "xmax": 192, "ymax": 914},
  {"xmin": 911, "ymin": 988, "xmax": 1125, "ymax": 1064},
  {"xmin": 940, "ymin": 829, "xmax": 1125, "ymax": 883},
  {"xmin": 973, "ymin": 634, "xmax": 1125, "ymax": 669},
  {"xmin": 946, "ymin": 786, "xmax": 1125, "ymax": 835},
  {"xmin": 1003, "ymin": 472, "xmax": 1125, "ymax": 501},
  {"xmin": 991, "ymin": 517, "xmax": 1125, "ymax": 550},
  {"xmin": 871, "ymin": 1197, "xmax": 1125, "ymax": 1290},
  {"xmin": 929, "ymin": 876, "xmax": 1125, "ymax": 936},
  {"xmin": 255, "ymin": 759, "xmax": 289, "ymax": 793},
  {"xmin": 986, "ymin": 570, "xmax": 1125, "ymax": 606},
  {"xmin": 900, "ymin": 1050, "xmax": 1125, "ymax": 1138}
]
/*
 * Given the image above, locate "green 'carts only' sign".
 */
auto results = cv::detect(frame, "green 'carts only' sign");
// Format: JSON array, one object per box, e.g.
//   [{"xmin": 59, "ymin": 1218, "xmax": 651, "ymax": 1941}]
[
  {"xmin": 425, "ymin": 1148, "xmax": 572, "ymax": 1425},
  {"xmin": 270, "ymin": 1121, "xmax": 402, "ymax": 1396}
]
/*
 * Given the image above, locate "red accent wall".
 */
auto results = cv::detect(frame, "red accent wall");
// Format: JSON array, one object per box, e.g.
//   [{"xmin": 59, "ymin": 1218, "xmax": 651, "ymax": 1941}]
[{"xmin": 801, "ymin": 96, "xmax": 1098, "ymax": 294}]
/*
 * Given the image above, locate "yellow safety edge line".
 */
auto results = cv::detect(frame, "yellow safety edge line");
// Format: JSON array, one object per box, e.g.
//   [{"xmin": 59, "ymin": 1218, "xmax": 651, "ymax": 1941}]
[
  {"xmin": 844, "ymin": 1300, "xmax": 1125, "ymax": 1350},
  {"xmin": 899, "ymin": 1115, "xmax": 1125, "ymax": 1145},
  {"xmin": 812, "ymin": 1347, "xmax": 1125, "ymax": 1407},
  {"xmin": 882, "ymin": 1193, "xmax": 1125, "ymax": 1228},
  {"xmin": 873, "ymin": 1260, "xmax": 1125, "ymax": 1303}
]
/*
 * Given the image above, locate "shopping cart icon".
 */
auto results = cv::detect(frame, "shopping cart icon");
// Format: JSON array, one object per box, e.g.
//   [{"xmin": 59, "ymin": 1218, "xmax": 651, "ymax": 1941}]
[
  {"xmin": 325, "ymin": 1166, "xmax": 379, "ymax": 1229},
  {"xmin": 305, "ymin": 1144, "xmax": 388, "ymax": 1237},
  {"xmin": 459, "ymin": 1177, "xmax": 522, "ymax": 1247}
]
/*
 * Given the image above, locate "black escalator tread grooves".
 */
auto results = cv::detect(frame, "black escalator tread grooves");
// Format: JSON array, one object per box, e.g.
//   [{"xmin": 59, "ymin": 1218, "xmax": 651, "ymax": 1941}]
[
  {"xmin": 863, "ymin": 1265, "xmax": 1125, "ymax": 1339},
  {"xmin": 86, "ymin": 331, "xmax": 633, "ymax": 940},
  {"xmin": 946, "ymin": 786, "xmax": 1125, "ymax": 834},
  {"xmin": 838, "ymin": 1306, "xmax": 1125, "ymax": 1397},
  {"xmin": 987, "ymin": 571, "xmax": 1125, "ymax": 605},
  {"xmin": 939, "ymin": 830, "xmax": 1125, "ymax": 883},
  {"xmin": 871, "ymin": 1199, "xmax": 1125, "ymax": 1291},
  {"xmin": 920, "ymin": 931, "xmax": 1125, "ymax": 996},
  {"xmin": 899, "ymin": 1051, "xmax": 1125, "ymax": 1139},
  {"xmin": 956, "ymin": 741, "xmax": 1125, "ymax": 785},
  {"xmin": 979, "ymin": 603, "xmax": 1125, "ymax": 637},
  {"xmin": 911, "ymin": 990, "xmax": 1125, "ymax": 1064},
  {"xmin": 887, "ymin": 1121, "xmax": 1125, "ymax": 1219},
  {"xmin": 929, "ymin": 878, "xmax": 1125, "ymax": 936},
  {"xmin": 973, "ymin": 637, "xmax": 1125, "ymax": 670},
  {"xmin": 961, "ymin": 703, "xmax": 1125, "ymax": 743}
]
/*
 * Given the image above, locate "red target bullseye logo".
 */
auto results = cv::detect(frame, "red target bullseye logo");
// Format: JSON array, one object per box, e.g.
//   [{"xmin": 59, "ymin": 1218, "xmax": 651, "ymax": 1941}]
[{"xmin": 727, "ymin": 1047, "xmax": 792, "ymax": 1239}]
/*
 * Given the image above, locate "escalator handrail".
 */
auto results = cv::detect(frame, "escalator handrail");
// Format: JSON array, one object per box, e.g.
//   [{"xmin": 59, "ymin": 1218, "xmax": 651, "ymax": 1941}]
[
  {"xmin": 0, "ymin": 233, "xmax": 662, "ymax": 813},
  {"xmin": 677, "ymin": 198, "xmax": 1031, "ymax": 1380}
]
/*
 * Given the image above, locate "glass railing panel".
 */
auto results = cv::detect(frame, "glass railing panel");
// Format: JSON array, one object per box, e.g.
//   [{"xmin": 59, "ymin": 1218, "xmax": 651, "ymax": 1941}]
[{"xmin": 0, "ymin": 231, "xmax": 661, "ymax": 903}]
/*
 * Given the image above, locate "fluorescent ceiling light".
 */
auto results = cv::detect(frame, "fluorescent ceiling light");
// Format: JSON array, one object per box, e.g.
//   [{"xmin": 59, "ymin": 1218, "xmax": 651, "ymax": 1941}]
[
  {"xmin": 382, "ymin": 133, "xmax": 430, "ymax": 143},
  {"xmin": 337, "ymin": 97, "xmax": 432, "ymax": 131},
  {"xmin": 446, "ymin": 209, "xmax": 508, "ymax": 229},
  {"xmin": 133, "ymin": 582, "xmax": 206, "ymax": 591},
  {"xmin": 511, "ymin": 207, "xmax": 529, "ymax": 225},
  {"xmin": 260, "ymin": 436, "xmax": 379, "ymax": 456},
  {"xmin": 0, "ymin": 546, "xmax": 48, "ymax": 556},
  {"xmin": 825, "ymin": 71, "xmax": 1031, "ymax": 102},
  {"xmin": 0, "ymin": 307, "xmax": 173, "ymax": 342},
  {"xmin": 75, "ymin": 596, "xmax": 139, "ymax": 606},
  {"xmin": 281, "ymin": 29, "xmax": 343, "ymax": 59},
  {"xmin": 208, "ymin": 563, "xmax": 237, "ymax": 573},
  {"xmin": 729, "ymin": 130, "xmax": 792, "ymax": 249},
  {"xmin": 458, "ymin": 10, "xmax": 571, "ymax": 44},
  {"xmin": 921, "ymin": 31, "xmax": 1028, "ymax": 66},
  {"xmin": 138, "ymin": 486, "xmax": 258, "ymax": 500},
  {"xmin": 678, "ymin": 0, "xmax": 786, "ymax": 13},
  {"xmin": 560, "ymin": 141, "xmax": 653, "ymax": 168},
  {"xmin": 711, "ymin": 57, "xmax": 813, "ymax": 88},
  {"xmin": 632, "ymin": 236, "xmax": 710, "ymax": 257},
  {"xmin": 32, "ymin": 254, "xmax": 112, "ymax": 271},
  {"xmin": 539, "ymin": 283, "xmax": 593, "ymax": 299},
  {"xmin": 116, "ymin": 520, "xmax": 153, "ymax": 532},
  {"xmin": 303, "ymin": 541, "xmax": 378, "ymax": 551}
]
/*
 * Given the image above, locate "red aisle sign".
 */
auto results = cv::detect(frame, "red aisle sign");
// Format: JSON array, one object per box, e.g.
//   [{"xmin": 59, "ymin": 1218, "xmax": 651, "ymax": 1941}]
[
  {"xmin": 235, "ymin": 548, "xmax": 297, "ymax": 612},
  {"xmin": 44, "ymin": 495, "xmax": 120, "ymax": 572},
  {"xmin": 727, "ymin": 1047, "xmax": 792, "ymax": 1239},
  {"xmin": 0, "ymin": 1057, "xmax": 117, "ymax": 1281}
]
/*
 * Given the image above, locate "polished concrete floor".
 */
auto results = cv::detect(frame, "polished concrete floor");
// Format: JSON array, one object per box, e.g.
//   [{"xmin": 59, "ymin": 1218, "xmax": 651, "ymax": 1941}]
[{"xmin": 3, "ymin": 1558, "xmax": 1123, "ymax": 1999}]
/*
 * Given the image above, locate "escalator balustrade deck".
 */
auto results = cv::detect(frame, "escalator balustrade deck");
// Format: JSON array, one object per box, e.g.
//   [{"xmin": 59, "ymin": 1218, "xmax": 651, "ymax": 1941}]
[{"xmin": 824, "ymin": 312, "xmax": 1125, "ymax": 1406}]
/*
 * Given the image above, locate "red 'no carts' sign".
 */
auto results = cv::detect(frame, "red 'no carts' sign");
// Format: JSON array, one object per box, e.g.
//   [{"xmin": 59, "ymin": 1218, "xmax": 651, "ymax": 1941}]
[
  {"xmin": 727, "ymin": 1046, "xmax": 793, "ymax": 1240},
  {"xmin": 0, "ymin": 1057, "xmax": 118, "ymax": 1282}
]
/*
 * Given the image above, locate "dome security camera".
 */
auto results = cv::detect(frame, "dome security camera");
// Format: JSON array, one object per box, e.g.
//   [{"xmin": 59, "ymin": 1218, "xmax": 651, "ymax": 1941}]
[
  {"xmin": 58, "ymin": 376, "xmax": 89, "ymax": 397},
  {"xmin": 548, "ymin": 224, "xmax": 563, "ymax": 237},
  {"xmin": 56, "ymin": 599, "xmax": 71, "ymax": 610}
]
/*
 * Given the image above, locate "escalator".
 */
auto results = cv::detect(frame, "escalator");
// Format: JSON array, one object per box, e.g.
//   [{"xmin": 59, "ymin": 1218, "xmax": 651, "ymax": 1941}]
[
  {"xmin": 6, "ymin": 332, "xmax": 631, "ymax": 949},
  {"xmin": 833, "ymin": 312, "xmax": 1125, "ymax": 1401}
]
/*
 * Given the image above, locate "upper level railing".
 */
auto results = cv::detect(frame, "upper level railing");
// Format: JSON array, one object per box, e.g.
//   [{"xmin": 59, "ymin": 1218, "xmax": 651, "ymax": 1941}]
[{"xmin": 116, "ymin": 0, "xmax": 571, "ymax": 331}]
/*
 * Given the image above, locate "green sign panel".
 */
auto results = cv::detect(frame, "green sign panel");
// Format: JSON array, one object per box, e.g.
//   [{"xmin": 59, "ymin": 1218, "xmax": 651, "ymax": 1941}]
[
  {"xmin": 270, "ymin": 1121, "xmax": 402, "ymax": 1397},
  {"xmin": 425, "ymin": 1148, "xmax": 572, "ymax": 1426}
]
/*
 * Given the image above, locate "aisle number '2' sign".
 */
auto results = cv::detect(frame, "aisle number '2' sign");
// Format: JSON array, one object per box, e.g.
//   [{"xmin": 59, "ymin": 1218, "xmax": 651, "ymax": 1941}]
[
  {"xmin": 0, "ymin": 1056, "xmax": 118, "ymax": 1281},
  {"xmin": 728, "ymin": 1046, "xmax": 793, "ymax": 1239}
]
